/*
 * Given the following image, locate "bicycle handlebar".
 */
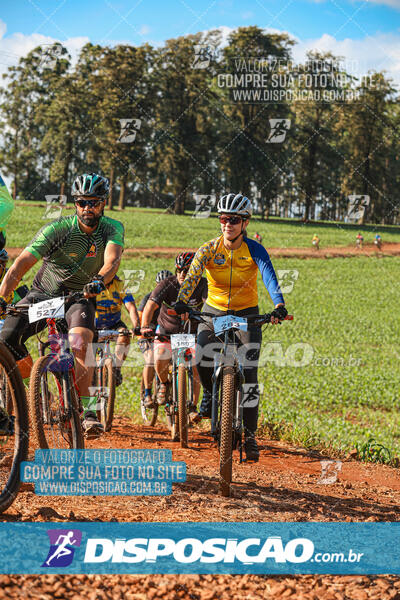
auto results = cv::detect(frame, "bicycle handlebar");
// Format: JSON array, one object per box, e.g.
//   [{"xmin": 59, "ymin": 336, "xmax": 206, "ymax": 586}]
[
  {"xmin": 167, "ymin": 307, "xmax": 293, "ymax": 326},
  {"xmin": 97, "ymin": 328, "xmax": 135, "ymax": 340}
]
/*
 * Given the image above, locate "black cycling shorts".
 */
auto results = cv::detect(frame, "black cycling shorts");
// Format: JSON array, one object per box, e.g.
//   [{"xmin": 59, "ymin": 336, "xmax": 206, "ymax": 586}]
[{"xmin": 0, "ymin": 288, "xmax": 96, "ymax": 361}]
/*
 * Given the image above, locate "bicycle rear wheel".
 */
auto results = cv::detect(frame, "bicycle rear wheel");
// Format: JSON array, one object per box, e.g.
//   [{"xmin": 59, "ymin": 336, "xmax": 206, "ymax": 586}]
[
  {"xmin": 97, "ymin": 358, "xmax": 116, "ymax": 432},
  {"xmin": 219, "ymin": 366, "xmax": 235, "ymax": 497},
  {"xmin": 140, "ymin": 374, "xmax": 158, "ymax": 426},
  {"xmin": 29, "ymin": 355, "xmax": 84, "ymax": 449},
  {"xmin": 0, "ymin": 343, "xmax": 29, "ymax": 513},
  {"xmin": 178, "ymin": 364, "xmax": 188, "ymax": 448}
]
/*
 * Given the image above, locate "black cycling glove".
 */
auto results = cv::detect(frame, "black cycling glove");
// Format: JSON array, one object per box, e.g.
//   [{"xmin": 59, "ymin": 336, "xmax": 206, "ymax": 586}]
[
  {"xmin": 271, "ymin": 305, "xmax": 288, "ymax": 322},
  {"xmin": 172, "ymin": 301, "xmax": 190, "ymax": 315},
  {"xmin": 83, "ymin": 275, "xmax": 106, "ymax": 296}
]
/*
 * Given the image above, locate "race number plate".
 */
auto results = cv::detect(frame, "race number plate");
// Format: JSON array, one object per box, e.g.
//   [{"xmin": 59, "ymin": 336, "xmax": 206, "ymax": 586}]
[
  {"xmin": 213, "ymin": 315, "xmax": 248, "ymax": 335},
  {"xmin": 28, "ymin": 297, "xmax": 65, "ymax": 324},
  {"xmin": 170, "ymin": 334, "xmax": 196, "ymax": 350}
]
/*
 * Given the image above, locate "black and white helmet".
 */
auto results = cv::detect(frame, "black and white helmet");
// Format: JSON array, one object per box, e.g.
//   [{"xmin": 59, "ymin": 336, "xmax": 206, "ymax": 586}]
[
  {"xmin": 217, "ymin": 193, "xmax": 252, "ymax": 218},
  {"xmin": 71, "ymin": 173, "xmax": 110, "ymax": 199},
  {"xmin": 155, "ymin": 269, "xmax": 173, "ymax": 283}
]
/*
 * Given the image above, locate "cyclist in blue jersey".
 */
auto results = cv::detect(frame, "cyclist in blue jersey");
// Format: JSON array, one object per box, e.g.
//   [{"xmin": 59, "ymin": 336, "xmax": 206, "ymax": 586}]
[{"xmin": 95, "ymin": 275, "xmax": 140, "ymax": 386}]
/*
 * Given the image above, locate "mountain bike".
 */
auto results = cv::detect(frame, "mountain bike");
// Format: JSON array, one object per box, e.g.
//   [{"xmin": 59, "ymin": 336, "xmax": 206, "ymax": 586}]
[
  {"xmin": 166, "ymin": 312, "xmax": 197, "ymax": 448},
  {"xmin": 0, "ymin": 308, "xmax": 29, "ymax": 512},
  {"xmin": 29, "ymin": 293, "xmax": 85, "ymax": 449},
  {"xmin": 188, "ymin": 309, "xmax": 293, "ymax": 497},
  {"xmin": 94, "ymin": 328, "xmax": 132, "ymax": 432},
  {"xmin": 139, "ymin": 333, "xmax": 177, "ymax": 438}
]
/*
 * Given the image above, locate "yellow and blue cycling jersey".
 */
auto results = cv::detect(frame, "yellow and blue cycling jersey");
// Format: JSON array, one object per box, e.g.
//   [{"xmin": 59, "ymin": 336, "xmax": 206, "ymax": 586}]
[
  {"xmin": 178, "ymin": 235, "xmax": 284, "ymax": 311},
  {"xmin": 95, "ymin": 277, "xmax": 134, "ymax": 328}
]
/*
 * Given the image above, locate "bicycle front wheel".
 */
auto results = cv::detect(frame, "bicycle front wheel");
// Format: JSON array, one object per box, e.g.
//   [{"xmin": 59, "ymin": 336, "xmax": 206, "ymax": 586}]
[
  {"xmin": 219, "ymin": 366, "xmax": 235, "ymax": 497},
  {"xmin": 97, "ymin": 358, "xmax": 116, "ymax": 432},
  {"xmin": 0, "ymin": 343, "xmax": 29, "ymax": 513},
  {"xmin": 29, "ymin": 355, "xmax": 84, "ymax": 449},
  {"xmin": 178, "ymin": 364, "xmax": 188, "ymax": 448},
  {"xmin": 140, "ymin": 374, "xmax": 158, "ymax": 426}
]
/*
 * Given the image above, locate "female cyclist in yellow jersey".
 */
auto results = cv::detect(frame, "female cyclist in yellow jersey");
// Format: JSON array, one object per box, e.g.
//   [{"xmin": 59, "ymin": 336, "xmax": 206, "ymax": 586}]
[{"xmin": 174, "ymin": 193, "xmax": 287, "ymax": 461}]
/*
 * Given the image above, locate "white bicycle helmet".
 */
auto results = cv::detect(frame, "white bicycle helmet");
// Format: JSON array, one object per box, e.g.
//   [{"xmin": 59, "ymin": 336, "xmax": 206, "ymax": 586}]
[{"xmin": 217, "ymin": 193, "xmax": 252, "ymax": 218}]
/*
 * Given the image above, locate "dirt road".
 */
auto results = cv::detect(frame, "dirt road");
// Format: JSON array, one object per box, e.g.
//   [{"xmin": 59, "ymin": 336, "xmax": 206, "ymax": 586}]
[
  {"xmin": 7, "ymin": 242, "xmax": 400, "ymax": 260},
  {"xmin": 2, "ymin": 416, "xmax": 400, "ymax": 598}
]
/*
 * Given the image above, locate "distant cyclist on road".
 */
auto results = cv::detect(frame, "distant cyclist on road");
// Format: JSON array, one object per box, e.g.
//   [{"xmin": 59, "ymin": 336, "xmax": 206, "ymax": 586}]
[
  {"xmin": 174, "ymin": 193, "xmax": 287, "ymax": 461},
  {"xmin": 374, "ymin": 233, "xmax": 382, "ymax": 250},
  {"xmin": 254, "ymin": 232, "xmax": 263, "ymax": 244},
  {"xmin": 312, "ymin": 234, "xmax": 320, "ymax": 250},
  {"xmin": 356, "ymin": 233, "xmax": 364, "ymax": 249},
  {"xmin": 137, "ymin": 269, "xmax": 173, "ymax": 405},
  {"xmin": 140, "ymin": 253, "xmax": 207, "ymax": 420},
  {"xmin": 0, "ymin": 173, "xmax": 14, "ymax": 250},
  {"xmin": 0, "ymin": 172, "xmax": 124, "ymax": 438},
  {"xmin": 95, "ymin": 275, "xmax": 140, "ymax": 386}
]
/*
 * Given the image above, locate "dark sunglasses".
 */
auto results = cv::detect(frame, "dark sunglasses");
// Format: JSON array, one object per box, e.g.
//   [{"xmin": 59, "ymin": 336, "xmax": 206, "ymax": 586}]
[
  {"xmin": 75, "ymin": 198, "xmax": 103, "ymax": 208},
  {"xmin": 176, "ymin": 267, "xmax": 190, "ymax": 274},
  {"xmin": 219, "ymin": 215, "xmax": 243, "ymax": 225}
]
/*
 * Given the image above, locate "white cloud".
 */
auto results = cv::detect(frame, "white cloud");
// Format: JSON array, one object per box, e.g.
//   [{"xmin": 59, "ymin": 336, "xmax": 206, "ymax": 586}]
[
  {"xmin": 293, "ymin": 32, "xmax": 400, "ymax": 86},
  {"xmin": 201, "ymin": 26, "xmax": 400, "ymax": 87},
  {"xmin": 358, "ymin": 0, "xmax": 400, "ymax": 8},
  {"xmin": 139, "ymin": 25, "xmax": 150, "ymax": 35},
  {"xmin": 0, "ymin": 19, "xmax": 89, "ymax": 81},
  {"xmin": 309, "ymin": 0, "xmax": 400, "ymax": 8}
]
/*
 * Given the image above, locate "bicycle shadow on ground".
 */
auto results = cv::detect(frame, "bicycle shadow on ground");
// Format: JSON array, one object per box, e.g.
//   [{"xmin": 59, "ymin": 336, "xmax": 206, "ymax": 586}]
[{"xmin": 181, "ymin": 473, "xmax": 400, "ymax": 522}]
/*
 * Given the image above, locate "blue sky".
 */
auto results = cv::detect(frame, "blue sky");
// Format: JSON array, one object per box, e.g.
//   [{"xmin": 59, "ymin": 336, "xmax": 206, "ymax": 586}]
[
  {"xmin": 1, "ymin": 0, "xmax": 399, "ymax": 43},
  {"xmin": 0, "ymin": 0, "xmax": 399, "ymax": 83}
]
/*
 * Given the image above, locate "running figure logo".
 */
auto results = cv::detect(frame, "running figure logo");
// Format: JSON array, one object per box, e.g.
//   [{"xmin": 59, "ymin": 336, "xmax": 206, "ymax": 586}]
[
  {"xmin": 266, "ymin": 119, "xmax": 291, "ymax": 143},
  {"xmin": 42, "ymin": 529, "xmax": 82, "ymax": 567},
  {"xmin": 118, "ymin": 119, "xmax": 142, "ymax": 143}
]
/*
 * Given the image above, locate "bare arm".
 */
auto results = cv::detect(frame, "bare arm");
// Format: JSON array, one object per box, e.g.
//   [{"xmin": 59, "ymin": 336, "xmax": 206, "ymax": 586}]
[
  {"xmin": 125, "ymin": 300, "xmax": 140, "ymax": 330},
  {"xmin": 141, "ymin": 299, "xmax": 159, "ymax": 329},
  {"xmin": 98, "ymin": 243, "xmax": 123, "ymax": 284},
  {"xmin": 0, "ymin": 250, "xmax": 37, "ymax": 299}
]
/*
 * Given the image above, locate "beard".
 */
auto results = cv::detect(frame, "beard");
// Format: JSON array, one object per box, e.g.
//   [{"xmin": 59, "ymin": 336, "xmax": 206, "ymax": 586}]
[{"xmin": 77, "ymin": 212, "xmax": 100, "ymax": 227}]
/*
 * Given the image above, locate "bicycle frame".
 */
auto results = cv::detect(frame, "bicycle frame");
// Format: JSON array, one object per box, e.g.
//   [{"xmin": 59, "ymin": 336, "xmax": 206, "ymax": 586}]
[{"xmin": 39, "ymin": 317, "xmax": 79, "ymax": 425}]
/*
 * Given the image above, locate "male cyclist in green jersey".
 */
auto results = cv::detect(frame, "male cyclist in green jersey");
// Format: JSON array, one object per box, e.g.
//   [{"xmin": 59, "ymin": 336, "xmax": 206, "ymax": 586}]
[
  {"xmin": 0, "ymin": 173, "xmax": 124, "ymax": 438},
  {"xmin": 0, "ymin": 173, "xmax": 15, "ymax": 250}
]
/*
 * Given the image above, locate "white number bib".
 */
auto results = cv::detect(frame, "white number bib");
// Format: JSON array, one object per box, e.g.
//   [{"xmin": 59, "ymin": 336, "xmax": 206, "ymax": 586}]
[
  {"xmin": 213, "ymin": 315, "xmax": 248, "ymax": 335},
  {"xmin": 28, "ymin": 297, "xmax": 65, "ymax": 324},
  {"xmin": 170, "ymin": 334, "xmax": 196, "ymax": 350}
]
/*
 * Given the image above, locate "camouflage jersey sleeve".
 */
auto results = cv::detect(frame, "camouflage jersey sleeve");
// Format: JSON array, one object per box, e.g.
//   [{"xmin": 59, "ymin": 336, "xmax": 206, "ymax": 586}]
[
  {"xmin": 0, "ymin": 173, "xmax": 14, "ymax": 232},
  {"xmin": 177, "ymin": 238, "xmax": 219, "ymax": 304}
]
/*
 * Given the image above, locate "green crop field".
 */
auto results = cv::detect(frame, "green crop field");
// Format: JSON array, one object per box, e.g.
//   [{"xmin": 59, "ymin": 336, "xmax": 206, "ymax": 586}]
[
  {"xmin": 8, "ymin": 202, "xmax": 400, "ymax": 250},
  {"xmin": 8, "ymin": 206, "xmax": 400, "ymax": 463}
]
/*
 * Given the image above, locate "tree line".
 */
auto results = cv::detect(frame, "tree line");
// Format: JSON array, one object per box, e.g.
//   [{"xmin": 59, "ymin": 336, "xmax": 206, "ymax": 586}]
[{"xmin": 0, "ymin": 26, "xmax": 399, "ymax": 224}]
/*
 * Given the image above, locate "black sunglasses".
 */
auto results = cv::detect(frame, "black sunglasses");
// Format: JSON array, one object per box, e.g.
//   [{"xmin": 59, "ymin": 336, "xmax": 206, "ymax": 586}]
[
  {"xmin": 219, "ymin": 215, "xmax": 243, "ymax": 225},
  {"xmin": 75, "ymin": 198, "xmax": 103, "ymax": 208}
]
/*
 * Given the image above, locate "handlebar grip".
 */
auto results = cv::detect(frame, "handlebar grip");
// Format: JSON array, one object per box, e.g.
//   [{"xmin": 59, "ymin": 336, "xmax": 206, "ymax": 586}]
[
  {"xmin": 285, "ymin": 315, "xmax": 294, "ymax": 320},
  {"xmin": 167, "ymin": 308, "xmax": 177, "ymax": 316}
]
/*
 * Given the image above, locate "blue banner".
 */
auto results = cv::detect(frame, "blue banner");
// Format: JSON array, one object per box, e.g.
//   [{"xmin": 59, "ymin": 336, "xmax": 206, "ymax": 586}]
[
  {"xmin": 20, "ymin": 450, "xmax": 186, "ymax": 496},
  {"xmin": 0, "ymin": 522, "xmax": 399, "ymax": 574}
]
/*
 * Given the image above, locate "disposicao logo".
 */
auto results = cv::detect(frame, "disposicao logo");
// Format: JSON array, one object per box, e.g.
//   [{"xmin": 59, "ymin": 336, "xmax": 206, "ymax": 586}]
[
  {"xmin": 83, "ymin": 536, "xmax": 314, "ymax": 564},
  {"xmin": 42, "ymin": 529, "xmax": 82, "ymax": 567}
]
